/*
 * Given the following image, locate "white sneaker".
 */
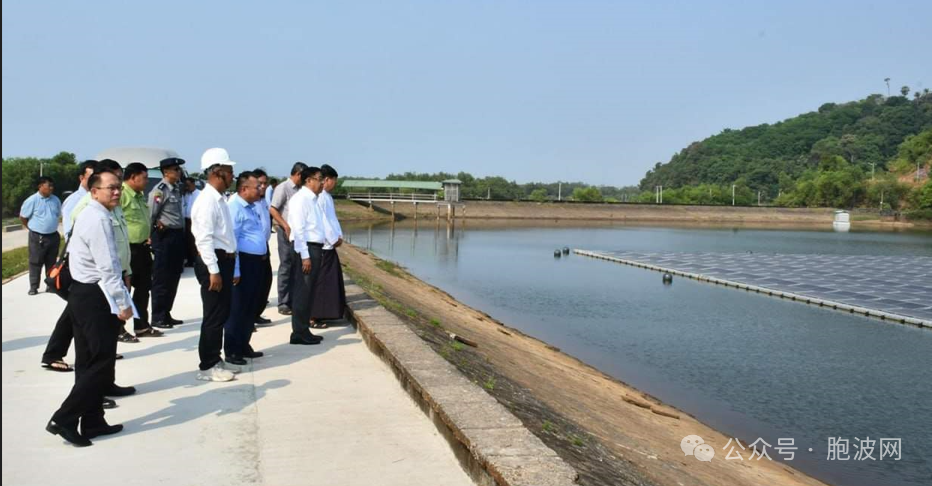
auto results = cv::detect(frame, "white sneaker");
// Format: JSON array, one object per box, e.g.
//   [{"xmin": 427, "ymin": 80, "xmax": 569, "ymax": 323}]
[
  {"xmin": 196, "ymin": 363, "xmax": 235, "ymax": 382},
  {"xmin": 220, "ymin": 361, "xmax": 241, "ymax": 374}
]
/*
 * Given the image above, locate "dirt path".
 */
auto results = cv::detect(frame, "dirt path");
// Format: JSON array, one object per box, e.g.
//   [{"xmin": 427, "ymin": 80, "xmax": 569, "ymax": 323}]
[{"xmin": 340, "ymin": 243, "xmax": 828, "ymax": 486}]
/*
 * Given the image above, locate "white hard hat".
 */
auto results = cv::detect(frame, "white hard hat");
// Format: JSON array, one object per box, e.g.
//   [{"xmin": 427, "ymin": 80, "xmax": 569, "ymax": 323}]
[{"xmin": 200, "ymin": 147, "xmax": 237, "ymax": 171}]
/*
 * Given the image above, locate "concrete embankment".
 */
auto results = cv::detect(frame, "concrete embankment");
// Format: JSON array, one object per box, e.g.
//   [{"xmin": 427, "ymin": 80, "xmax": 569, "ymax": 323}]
[{"xmin": 367, "ymin": 200, "xmax": 839, "ymax": 224}]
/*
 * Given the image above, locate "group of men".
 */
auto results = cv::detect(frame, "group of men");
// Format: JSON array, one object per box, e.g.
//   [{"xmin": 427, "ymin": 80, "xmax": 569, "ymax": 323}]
[{"xmin": 20, "ymin": 148, "xmax": 346, "ymax": 447}]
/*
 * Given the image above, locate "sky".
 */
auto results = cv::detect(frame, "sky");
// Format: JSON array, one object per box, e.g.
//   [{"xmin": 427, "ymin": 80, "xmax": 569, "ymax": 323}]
[{"xmin": 2, "ymin": 0, "xmax": 930, "ymax": 186}]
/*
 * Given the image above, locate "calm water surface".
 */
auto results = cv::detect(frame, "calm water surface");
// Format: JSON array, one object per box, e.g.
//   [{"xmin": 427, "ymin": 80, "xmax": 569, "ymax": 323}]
[{"xmin": 346, "ymin": 221, "xmax": 932, "ymax": 486}]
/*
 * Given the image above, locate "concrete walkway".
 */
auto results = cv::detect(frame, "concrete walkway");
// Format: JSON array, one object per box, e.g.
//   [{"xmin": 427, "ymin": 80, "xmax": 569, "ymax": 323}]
[
  {"xmin": 2, "ymin": 226, "xmax": 30, "ymax": 251},
  {"xmin": 1, "ymin": 239, "xmax": 473, "ymax": 486}
]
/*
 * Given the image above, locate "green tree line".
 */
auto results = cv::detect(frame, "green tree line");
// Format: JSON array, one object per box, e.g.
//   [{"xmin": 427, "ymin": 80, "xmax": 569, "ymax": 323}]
[
  {"xmin": 638, "ymin": 90, "xmax": 932, "ymax": 210},
  {"xmin": 2, "ymin": 152, "xmax": 81, "ymax": 218}
]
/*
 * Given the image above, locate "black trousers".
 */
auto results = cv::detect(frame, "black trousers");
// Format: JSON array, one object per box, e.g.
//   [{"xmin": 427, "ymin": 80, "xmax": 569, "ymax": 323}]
[
  {"xmin": 291, "ymin": 243, "xmax": 322, "ymax": 340},
  {"xmin": 224, "ymin": 253, "xmax": 262, "ymax": 358},
  {"xmin": 51, "ymin": 282, "xmax": 120, "ymax": 428},
  {"xmin": 151, "ymin": 228, "xmax": 185, "ymax": 323},
  {"xmin": 42, "ymin": 305, "xmax": 73, "ymax": 364},
  {"xmin": 28, "ymin": 230, "xmax": 60, "ymax": 291},
  {"xmin": 276, "ymin": 230, "xmax": 295, "ymax": 309},
  {"xmin": 255, "ymin": 246, "xmax": 273, "ymax": 319},
  {"xmin": 130, "ymin": 243, "xmax": 153, "ymax": 330},
  {"xmin": 195, "ymin": 253, "xmax": 234, "ymax": 370},
  {"xmin": 184, "ymin": 218, "xmax": 197, "ymax": 265}
]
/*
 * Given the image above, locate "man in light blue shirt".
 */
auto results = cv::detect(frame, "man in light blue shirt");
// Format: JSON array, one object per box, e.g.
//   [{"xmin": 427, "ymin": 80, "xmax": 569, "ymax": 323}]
[
  {"xmin": 61, "ymin": 160, "xmax": 99, "ymax": 235},
  {"xmin": 19, "ymin": 176, "xmax": 62, "ymax": 295},
  {"xmin": 223, "ymin": 171, "xmax": 267, "ymax": 365},
  {"xmin": 252, "ymin": 169, "xmax": 274, "ymax": 325}
]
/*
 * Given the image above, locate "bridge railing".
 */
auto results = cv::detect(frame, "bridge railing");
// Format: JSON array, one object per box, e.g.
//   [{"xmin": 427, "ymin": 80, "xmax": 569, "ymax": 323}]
[{"xmin": 347, "ymin": 192, "xmax": 438, "ymax": 202}]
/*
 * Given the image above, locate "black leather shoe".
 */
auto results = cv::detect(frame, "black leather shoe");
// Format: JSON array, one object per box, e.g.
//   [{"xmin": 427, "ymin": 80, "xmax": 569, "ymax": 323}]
[
  {"xmin": 28, "ymin": 289, "xmax": 38, "ymax": 296},
  {"xmin": 106, "ymin": 384, "xmax": 136, "ymax": 397},
  {"xmin": 82, "ymin": 423, "xmax": 123, "ymax": 439},
  {"xmin": 225, "ymin": 356, "xmax": 248, "ymax": 366},
  {"xmin": 167, "ymin": 316, "xmax": 184, "ymax": 325},
  {"xmin": 152, "ymin": 321, "xmax": 174, "ymax": 329},
  {"xmin": 278, "ymin": 306, "xmax": 292, "ymax": 315},
  {"xmin": 245, "ymin": 350, "xmax": 264, "ymax": 359},
  {"xmin": 47, "ymin": 420, "xmax": 91, "ymax": 447},
  {"xmin": 255, "ymin": 316, "xmax": 272, "ymax": 324},
  {"xmin": 102, "ymin": 398, "xmax": 117, "ymax": 409},
  {"xmin": 290, "ymin": 334, "xmax": 322, "ymax": 345}
]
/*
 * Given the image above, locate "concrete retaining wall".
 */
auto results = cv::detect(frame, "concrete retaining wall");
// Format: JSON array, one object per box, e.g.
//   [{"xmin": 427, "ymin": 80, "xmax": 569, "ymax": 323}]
[{"xmin": 344, "ymin": 280, "xmax": 578, "ymax": 486}]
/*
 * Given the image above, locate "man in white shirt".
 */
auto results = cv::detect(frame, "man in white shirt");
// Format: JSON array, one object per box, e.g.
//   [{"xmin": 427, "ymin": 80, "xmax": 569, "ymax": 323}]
[
  {"xmin": 310, "ymin": 164, "xmax": 346, "ymax": 328},
  {"xmin": 191, "ymin": 148, "xmax": 238, "ymax": 382},
  {"xmin": 61, "ymin": 160, "xmax": 99, "ymax": 235},
  {"xmin": 269, "ymin": 162, "xmax": 308, "ymax": 315},
  {"xmin": 47, "ymin": 170, "xmax": 131, "ymax": 447},
  {"xmin": 285, "ymin": 166, "xmax": 326, "ymax": 345}
]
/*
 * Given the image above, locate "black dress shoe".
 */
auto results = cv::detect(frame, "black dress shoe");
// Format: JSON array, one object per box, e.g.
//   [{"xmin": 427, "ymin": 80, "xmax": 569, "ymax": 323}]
[
  {"xmin": 290, "ymin": 335, "xmax": 322, "ymax": 345},
  {"xmin": 244, "ymin": 350, "xmax": 264, "ymax": 359},
  {"xmin": 46, "ymin": 420, "xmax": 91, "ymax": 447},
  {"xmin": 167, "ymin": 316, "xmax": 184, "ymax": 325},
  {"xmin": 225, "ymin": 356, "xmax": 248, "ymax": 366},
  {"xmin": 82, "ymin": 423, "xmax": 123, "ymax": 439},
  {"xmin": 106, "ymin": 384, "xmax": 136, "ymax": 397},
  {"xmin": 152, "ymin": 321, "xmax": 174, "ymax": 329},
  {"xmin": 255, "ymin": 316, "xmax": 272, "ymax": 325},
  {"xmin": 28, "ymin": 289, "xmax": 38, "ymax": 296},
  {"xmin": 278, "ymin": 306, "xmax": 292, "ymax": 316},
  {"xmin": 102, "ymin": 398, "xmax": 117, "ymax": 409}
]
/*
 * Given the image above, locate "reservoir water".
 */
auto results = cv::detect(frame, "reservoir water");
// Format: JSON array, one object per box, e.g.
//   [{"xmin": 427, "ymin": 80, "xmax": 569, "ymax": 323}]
[{"xmin": 345, "ymin": 221, "xmax": 932, "ymax": 486}]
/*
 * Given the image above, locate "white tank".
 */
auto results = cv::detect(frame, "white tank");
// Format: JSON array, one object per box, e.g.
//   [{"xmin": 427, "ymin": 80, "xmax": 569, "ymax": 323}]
[{"xmin": 833, "ymin": 210, "xmax": 851, "ymax": 232}]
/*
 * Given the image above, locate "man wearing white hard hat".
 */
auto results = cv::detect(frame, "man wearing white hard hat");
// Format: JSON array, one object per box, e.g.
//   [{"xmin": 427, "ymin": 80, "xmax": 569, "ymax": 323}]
[{"xmin": 190, "ymin": 148, "xmax": 238, "ymax": 381}]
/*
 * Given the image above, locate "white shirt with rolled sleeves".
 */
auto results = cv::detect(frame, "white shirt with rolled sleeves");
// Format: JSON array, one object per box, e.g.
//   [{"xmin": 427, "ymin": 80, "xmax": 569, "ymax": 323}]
[
  {"xmin": 191, "ymin": 183, "xmax": 237, "ymax": 274},
  {"xmin": 69, "ymin": 199, "xmax": 132, "ymax": 311},
  {"xmin": 286, "ymin": 187, "xmax": 325, "ymax": 259},
  {"xmin": 318, "ymin": 190, "xmax": 342, "ymax": 250}
]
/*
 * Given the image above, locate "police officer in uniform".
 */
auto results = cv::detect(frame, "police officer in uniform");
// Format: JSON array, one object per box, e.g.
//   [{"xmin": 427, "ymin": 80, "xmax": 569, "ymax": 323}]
[{"xmin": 148, "ymin": 157, "xmax": 187, "ymax": 329}]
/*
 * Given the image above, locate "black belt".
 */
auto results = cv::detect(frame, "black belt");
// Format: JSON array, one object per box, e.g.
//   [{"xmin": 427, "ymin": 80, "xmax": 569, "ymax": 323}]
[
  {"xmin": 239, "ymin": 252, "xmax": 267, "ymax": 261},
  {"xmin": 308, "ymin": 242, "xmax": 324, "ymax": 247},
  {"xmin": 30, "ymin": 230, "xmax": 58, "ymax": 237},
  {"xmin": 214, "ymin": 249, "xmax": 237, "ymax": 260}
]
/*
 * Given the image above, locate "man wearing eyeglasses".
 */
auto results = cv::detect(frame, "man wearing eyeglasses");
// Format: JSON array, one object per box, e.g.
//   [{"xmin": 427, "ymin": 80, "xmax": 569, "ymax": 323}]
[{"xmin": 148, "ymin": 157, "xmax": 187, "ymax": 329}]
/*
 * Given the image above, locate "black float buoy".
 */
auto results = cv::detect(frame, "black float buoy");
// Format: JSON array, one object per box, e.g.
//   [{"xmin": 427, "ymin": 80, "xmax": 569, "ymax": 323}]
[
  {"xmin": 562, "ymin": 247, "xmax": 570, "ymax": 255},
  {"xmin": 663, "ymin": 273, "xmax": 673, "ymax": 285},
  {"xmin": 554, "ymin": 250, "xmax": 562, "ymax": 258}
]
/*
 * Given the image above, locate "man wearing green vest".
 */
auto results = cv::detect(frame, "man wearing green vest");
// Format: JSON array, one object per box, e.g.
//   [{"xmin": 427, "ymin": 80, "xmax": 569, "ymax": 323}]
[{"xmin": 122, "ymin": 163, "xmax": 164, "ymax": 339}]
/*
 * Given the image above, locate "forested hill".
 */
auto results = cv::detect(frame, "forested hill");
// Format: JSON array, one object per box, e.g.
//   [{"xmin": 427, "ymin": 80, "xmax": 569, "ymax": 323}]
[{"xmin": 639, "ymin": 91, "xmax": 932, "ymax": 194}]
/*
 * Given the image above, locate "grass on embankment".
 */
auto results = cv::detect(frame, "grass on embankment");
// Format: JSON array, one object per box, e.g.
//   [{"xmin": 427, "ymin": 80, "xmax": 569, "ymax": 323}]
[{"xmin": 2, "ymin": 246, "xmax": 30, "ymax": 279}]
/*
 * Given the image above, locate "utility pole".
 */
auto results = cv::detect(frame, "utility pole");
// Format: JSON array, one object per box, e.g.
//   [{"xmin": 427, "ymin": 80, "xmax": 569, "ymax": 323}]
[
  {"xmin": 732, "ymin": 184, "xmax": 736, "ymax": 206},
  {"xmin": 558, "ymin": 182, "xmax": 562, "ymax": 201},
  {"xmin": 487, "ymin": 187, "xmax": 491, "ymax": 200},
  {"xmin": 880, "ymin": 189, "xmax": 884, "ymax": 211},
  {"xmin": 870, "ymin": 162, "xmax": 875, "ymax": 181},
  {"xmin": 758, "ymin": 191, "xmax": 761, "ymax": 206},
  {"xmin": 39, "ymin": 160, "xmax": 44, "ymax": 177},
  {"xmin": 660, "ymin": 186, "xmax": 663, "ymax": 204}
]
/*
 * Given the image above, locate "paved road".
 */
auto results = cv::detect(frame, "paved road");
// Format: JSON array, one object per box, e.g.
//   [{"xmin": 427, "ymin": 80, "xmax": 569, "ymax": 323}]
[{"xmin": 1, "ymin": 238, "xmax": 473, "ymax": 486}]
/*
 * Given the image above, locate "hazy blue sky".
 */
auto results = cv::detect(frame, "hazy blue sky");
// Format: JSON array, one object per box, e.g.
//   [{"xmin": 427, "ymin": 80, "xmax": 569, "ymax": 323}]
[{"xmin": 3, "ymin": 0, "xmax": 929, "ymax": 185}]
